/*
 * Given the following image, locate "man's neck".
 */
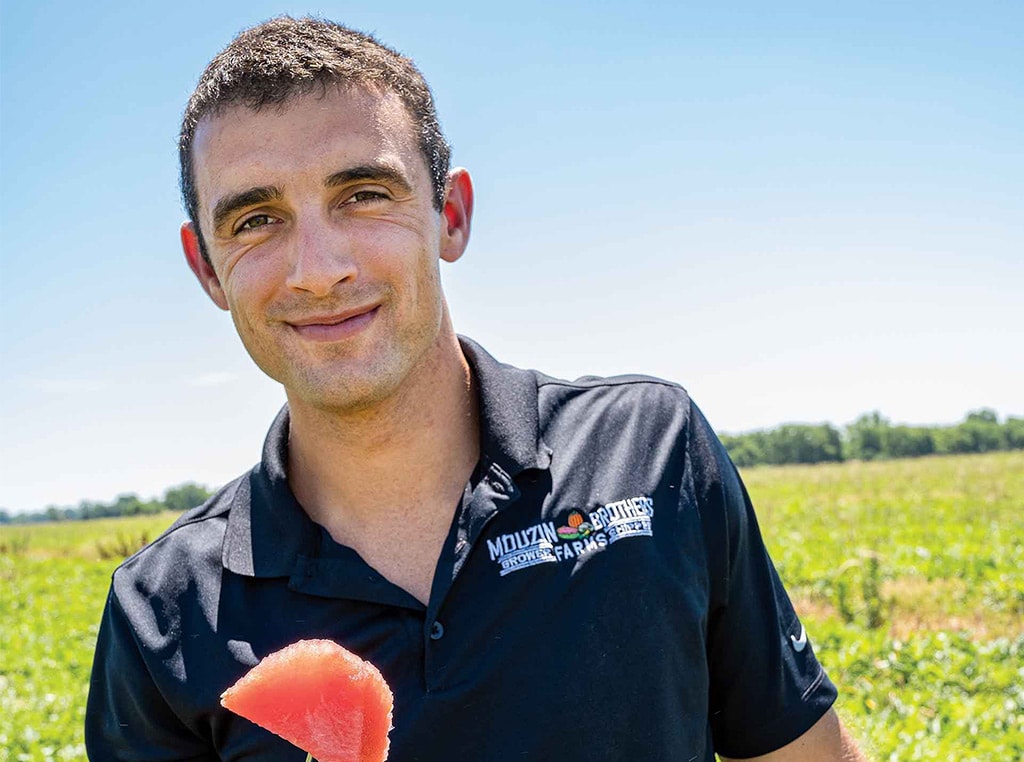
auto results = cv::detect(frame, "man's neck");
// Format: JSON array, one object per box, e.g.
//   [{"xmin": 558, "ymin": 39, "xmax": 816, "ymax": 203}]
[{"xmin": 284, "ymin": 330, "xmax": 480, "ymax": 545}]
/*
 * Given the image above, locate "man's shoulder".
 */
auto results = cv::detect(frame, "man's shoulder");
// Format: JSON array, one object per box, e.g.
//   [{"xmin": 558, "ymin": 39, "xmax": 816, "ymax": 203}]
[
  {"xmin": 160, "ymin": 472, "xmax": 248, "ymax": 537},
  {"xmin": 464, "ymin": 336, "xmax": 691, "ymax": 407},
  {"xmin": 109, "ymin": 471, "xmax": 249, "ymax": 591},
  {"xmin": 537, "ymin": 368, "xmax": 688, "ymax": 394},
  {"xmin": 534, "ymin": 366, "xmax": 693, "ymax": 417},
  {"xmin": 465, "ymin": 338, "xmax": 700, "ymax": 463},
  {"xmin": 529, "ymin": 367, "xmax": 698, "ymax": 458}
]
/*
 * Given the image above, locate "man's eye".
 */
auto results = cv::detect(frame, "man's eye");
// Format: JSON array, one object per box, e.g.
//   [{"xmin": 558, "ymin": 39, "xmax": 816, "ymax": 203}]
[
  {"xmin": 344, "ymin": 190, "xmax": 388, "ymax": 205},
  {"xmin": 236, "ymin": 215, "xmax": 276, "ymax": 233}
]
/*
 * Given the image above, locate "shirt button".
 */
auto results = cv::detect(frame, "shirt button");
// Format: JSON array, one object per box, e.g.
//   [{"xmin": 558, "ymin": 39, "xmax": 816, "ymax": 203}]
[{"xmin": 429, "ymin": 621, "xmax": 445, "ymax": 641}]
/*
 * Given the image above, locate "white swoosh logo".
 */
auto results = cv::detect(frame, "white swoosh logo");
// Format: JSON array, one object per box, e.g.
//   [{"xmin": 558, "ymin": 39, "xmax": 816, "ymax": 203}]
[{"xmin": 790, "ymin": 624, "xmax": 808, "ymax": 652}]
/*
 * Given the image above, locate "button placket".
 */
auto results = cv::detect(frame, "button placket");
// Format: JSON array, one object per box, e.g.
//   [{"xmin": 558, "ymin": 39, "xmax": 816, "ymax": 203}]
[
  {"xmin": 423, "ymin": 462, "xmax": 523, "ymax": 691},
  {"xmin": 423, "ymin": 613, "xmax": 450, "ymax": 693}
]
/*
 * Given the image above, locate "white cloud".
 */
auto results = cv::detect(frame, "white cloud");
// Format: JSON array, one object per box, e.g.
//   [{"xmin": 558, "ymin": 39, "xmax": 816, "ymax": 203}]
[{"xmin": 187, "ymin": 372, "xmax": 239, "ymax": 388}]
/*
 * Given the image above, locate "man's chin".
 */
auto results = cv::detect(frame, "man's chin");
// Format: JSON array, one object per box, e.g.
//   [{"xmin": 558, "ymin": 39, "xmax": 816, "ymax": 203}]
[
  {"xmin": 282, "ymin": 365, "xmax": 406, "ymax": 415},
  {"xmin": 269, "ymin": 329, "xmax": 447, "ymax": 415}
]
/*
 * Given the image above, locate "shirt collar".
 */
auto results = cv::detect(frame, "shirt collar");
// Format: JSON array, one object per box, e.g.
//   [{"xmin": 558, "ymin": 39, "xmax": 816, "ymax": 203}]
[
  {"xmin": 222, "ymin": 336, "xmax": 551, "ymax": 578},
  {"xmin": 458, "ymin": 335, "xmax": 552, "ymax": 477},
  {"xmin": 222, "ymin": 406, "xmax": 318, "ymax": 577}
]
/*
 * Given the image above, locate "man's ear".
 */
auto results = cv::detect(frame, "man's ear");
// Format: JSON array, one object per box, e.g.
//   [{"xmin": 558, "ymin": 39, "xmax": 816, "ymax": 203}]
[
  {"xmin": 181, "ymin": 222, "xmax": 229, "ymax": 311},
  {"xmin": 439, "ymin": 168, "xmax": 474, "ymax": 264}
]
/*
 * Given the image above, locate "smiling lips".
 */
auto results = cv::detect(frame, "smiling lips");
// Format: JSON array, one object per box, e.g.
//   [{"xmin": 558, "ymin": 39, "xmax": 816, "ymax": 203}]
[{"xmin": 288, "ymin": 305, "xmax": 380, "ymax": 341}]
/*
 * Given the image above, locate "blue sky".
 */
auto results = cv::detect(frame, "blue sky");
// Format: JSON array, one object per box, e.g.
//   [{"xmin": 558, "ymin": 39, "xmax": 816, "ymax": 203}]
[{"xmin": 2, "ymin": 1, "xmax": 1021, "ymax": 513}]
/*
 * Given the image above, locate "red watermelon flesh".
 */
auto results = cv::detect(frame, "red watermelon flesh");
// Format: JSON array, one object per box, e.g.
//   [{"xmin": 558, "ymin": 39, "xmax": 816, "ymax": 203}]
[{"xmin": 221, "ymin": 639, "xmax": 393, "ymax": 762}]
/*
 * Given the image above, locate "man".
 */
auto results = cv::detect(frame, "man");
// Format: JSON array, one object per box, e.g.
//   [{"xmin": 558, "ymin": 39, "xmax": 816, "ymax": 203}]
[{"xmin": 87, "ymin": 16, "xmax": 865, "ymax": 761}]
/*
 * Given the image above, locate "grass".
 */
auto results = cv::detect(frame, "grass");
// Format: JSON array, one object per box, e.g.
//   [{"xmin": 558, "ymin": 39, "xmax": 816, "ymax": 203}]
[
  {"xmin": 742, "ymin": 451, "xmax": 1023, "ymax": 759},
  {"xmin": 1, "ymin": 453, "xmax": 1021, "ymax": 759},
  {"xmin": 0, "ymin": 513, "xmax": 180, "ymax": 761},
  {"xmin": 747, "ymin": 452, "xmax": 1023, "ymax": 637}
]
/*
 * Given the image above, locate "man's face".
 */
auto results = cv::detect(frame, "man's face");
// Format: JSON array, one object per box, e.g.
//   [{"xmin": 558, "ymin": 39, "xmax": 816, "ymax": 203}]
[{"xmin": 184, "ymin": 86, "xmax": 468, "ymax": 412}]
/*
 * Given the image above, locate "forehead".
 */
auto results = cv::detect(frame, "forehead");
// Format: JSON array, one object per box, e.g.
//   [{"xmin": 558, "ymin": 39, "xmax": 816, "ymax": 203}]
[{"xmin": 191, "ymin": 87, "xmax": 423, "ymax": 213}]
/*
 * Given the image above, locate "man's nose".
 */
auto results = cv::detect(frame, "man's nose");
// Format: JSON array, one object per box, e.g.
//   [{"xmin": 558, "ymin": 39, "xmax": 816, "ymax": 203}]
[{"xmin": 284, "ymin": 216, "xmax": 358, "ymax": 296}]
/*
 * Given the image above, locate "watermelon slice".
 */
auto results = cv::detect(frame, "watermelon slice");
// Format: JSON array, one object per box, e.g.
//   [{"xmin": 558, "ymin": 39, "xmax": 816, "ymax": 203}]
[{"xmin": 221, "ymin": 639, "xmax": 393, "ymax": 762}]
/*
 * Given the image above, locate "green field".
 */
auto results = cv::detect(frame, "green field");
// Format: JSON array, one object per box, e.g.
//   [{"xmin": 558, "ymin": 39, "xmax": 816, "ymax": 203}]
[
  {"xmin": 745, "ymin": 452, "xmax": 1023, "ymax": 759},
  {"xmin": 2, "ymin": 452, "xmax": 1022, "ymax": 760}
]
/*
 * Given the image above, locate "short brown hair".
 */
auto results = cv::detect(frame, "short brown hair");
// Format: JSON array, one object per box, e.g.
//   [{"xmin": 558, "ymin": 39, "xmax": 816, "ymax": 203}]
[{"xmin": 179, "ymin": 16, "xmax": 451, "ymax": 262}]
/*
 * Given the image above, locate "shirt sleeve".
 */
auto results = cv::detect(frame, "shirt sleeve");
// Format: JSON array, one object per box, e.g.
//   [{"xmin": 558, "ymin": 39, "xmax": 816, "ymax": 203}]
[
  {"xmin": 85, "ymin": 584, "xmax": 215, "ymax": 761},
  {"xmin": 688, "ymin": 400, "xmax": 837, "ymax": 758}
]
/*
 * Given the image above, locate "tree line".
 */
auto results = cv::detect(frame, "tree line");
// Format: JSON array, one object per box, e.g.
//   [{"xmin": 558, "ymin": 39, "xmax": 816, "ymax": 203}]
[
  {"xmin": 3, "ymin": 408, "xmax": 1021, "ymax": 522},
  {"xmin": 0, "ymin": 482, "xmax": 213, "ymax": 525},
  {"xmin": 720, "ymin": 409, "xmax": 1024, "ymax": 468}
]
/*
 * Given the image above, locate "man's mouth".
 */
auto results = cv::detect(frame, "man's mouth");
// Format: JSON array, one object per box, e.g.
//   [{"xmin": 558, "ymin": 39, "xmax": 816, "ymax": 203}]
[{"xmin": 287, "ymin": 305, "xmax": 380, "ymax": 341}]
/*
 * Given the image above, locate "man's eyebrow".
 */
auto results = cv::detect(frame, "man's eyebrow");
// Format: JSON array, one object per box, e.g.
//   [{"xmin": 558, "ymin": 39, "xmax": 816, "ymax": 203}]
[
  {"xmin": 325, "ymin": 164, "xmax": 413, "ymax": 194},
  {"xmin": 211, "ymin": 186, "xmax": 282, "ymax": 232}
]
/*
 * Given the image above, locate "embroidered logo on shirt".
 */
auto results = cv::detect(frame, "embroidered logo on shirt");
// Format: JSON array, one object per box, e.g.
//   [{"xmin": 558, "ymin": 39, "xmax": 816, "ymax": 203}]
[
  {"xmin": 790, "ymin": 624, "xmax": 808, "ymax": 653},
  {"xmin": 487, "ymin": 496, "xmax": 654, "ymax": 577}
]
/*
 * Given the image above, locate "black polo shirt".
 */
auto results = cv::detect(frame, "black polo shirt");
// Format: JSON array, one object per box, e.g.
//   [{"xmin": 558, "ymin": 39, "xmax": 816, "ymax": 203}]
[{"xmin": 86, "ymin": 338, "xmax": 836, "ymax": 761}]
